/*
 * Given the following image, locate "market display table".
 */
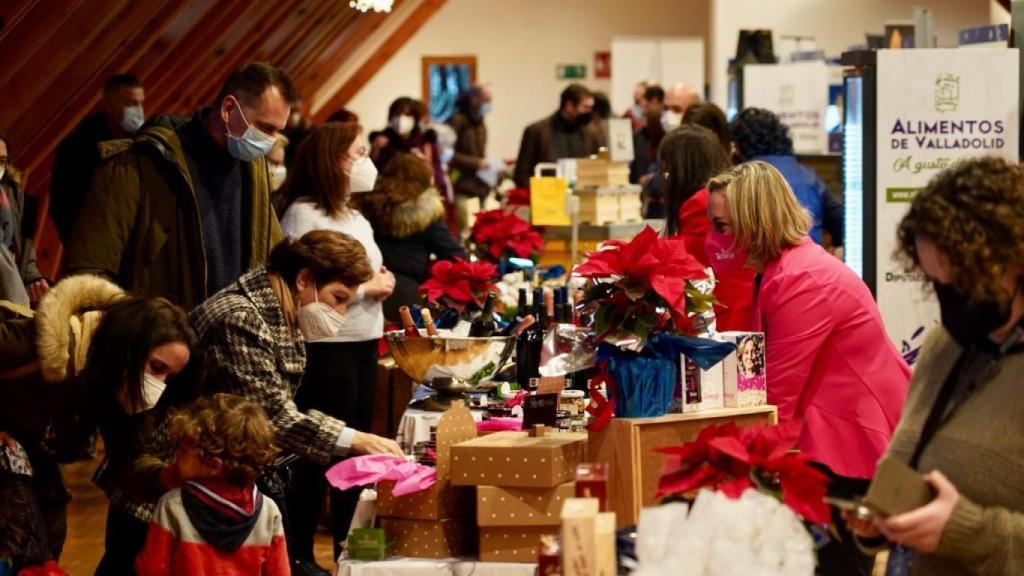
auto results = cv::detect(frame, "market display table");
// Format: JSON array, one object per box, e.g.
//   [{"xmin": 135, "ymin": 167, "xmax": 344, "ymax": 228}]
[
  {"xmin": 336, "ymin": 557, "xmax": 536, "ymax": 576},
  {"xmin": 396, "ymin": 408, "xmax": 485, "ymax": 453},
  {"xmin": 588, "ymin": 406, "xmax": 779, "ymax": 527}
]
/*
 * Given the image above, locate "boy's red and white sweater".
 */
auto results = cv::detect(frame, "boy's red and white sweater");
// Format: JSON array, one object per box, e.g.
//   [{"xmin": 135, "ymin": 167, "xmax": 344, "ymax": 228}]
[{"xmin": 135, "ymin": 481, "xmax": 290, "ymax": 576}]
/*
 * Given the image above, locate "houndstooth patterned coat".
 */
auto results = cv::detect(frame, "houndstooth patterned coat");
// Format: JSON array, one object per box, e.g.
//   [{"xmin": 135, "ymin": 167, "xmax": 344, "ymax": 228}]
[{"xmin": 189, "ymin": 267, "xmax": 345, "ymax": 464}]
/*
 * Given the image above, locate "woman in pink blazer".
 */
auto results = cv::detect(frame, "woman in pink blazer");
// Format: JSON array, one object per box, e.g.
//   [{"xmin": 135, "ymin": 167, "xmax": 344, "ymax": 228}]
[{"xmin": 706, "ymin": 161, "xmax": 910, "ymax": 575}]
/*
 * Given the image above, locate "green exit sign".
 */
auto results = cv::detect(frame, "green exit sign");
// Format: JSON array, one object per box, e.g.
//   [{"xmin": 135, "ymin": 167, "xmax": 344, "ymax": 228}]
[{"xmin": 556, "ymin": 64, "xmax": 587, "ymax": 80}]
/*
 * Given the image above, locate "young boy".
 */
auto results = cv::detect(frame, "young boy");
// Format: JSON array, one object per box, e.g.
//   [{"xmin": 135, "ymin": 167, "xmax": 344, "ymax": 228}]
[{"xmin": 135, "ymin": 394, "xmax": 288, "ymax": 575}]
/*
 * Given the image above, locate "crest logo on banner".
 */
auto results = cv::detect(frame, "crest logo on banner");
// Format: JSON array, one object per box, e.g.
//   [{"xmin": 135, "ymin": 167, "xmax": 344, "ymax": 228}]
[{"xmin": 934, "ymin": 73, "xmax": 959, "ymax": 113}]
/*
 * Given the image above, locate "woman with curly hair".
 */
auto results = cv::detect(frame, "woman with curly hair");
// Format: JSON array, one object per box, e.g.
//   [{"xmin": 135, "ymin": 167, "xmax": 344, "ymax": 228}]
[
  {"xmin": 355, "ymin": 153, "xmax": 465, "ymax": 324},
  {"xmin": 847, "ymin": 157, "xmax": 1024, "ymax": 576},
  {"xmin": 730, "ymin": 107, "xmax": 843, "ymax": 251},
  {"xmin": 707, "ymin": 160, "xmax": 910, "ymax": 575}
]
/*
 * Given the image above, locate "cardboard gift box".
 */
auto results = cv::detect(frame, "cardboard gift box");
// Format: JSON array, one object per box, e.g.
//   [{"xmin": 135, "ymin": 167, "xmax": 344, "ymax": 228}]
[
  {"xmin": 674, "ymin": 355, "xmax": 725, "ymax": 413},
  {"xmin": 576, "ymin": 187, "xmax": 621, "ymax": 225},
  {"xmin": 451, "ymin": 431, "xmax": 587, "ymax": 488},
  {"xmin": 377, "ymin": 401, "xmax": 477, "ymax": 520},
  {"xmin": 477, "ymin": 482, "xmax": 575, "ymax": 527},
  {"xmin": 479, "ymin": 526, "xmax": 556, "ymax": 563},
  {"xmin": 718, "ymin": 332, "xmax": 767, "ymax": 408},
  {"xmin": 575, "ymin": 158, "xmax": 630, "ymax": 188},
  {"xmin": 380, "ymin": 517, "xmax": 476, "ymax": 559},
  {"xmin": 617, "ymin": 186, "xmax": 643, "ymax": 222}
]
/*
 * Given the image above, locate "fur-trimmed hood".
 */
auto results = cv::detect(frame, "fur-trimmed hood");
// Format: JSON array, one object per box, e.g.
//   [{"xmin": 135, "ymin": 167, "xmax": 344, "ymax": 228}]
[
  {"xmin": 35, "ymin": 275, "xmax": 124, "ymax": 382},
  {"xmin": 359, "ymin": 187, "xmax": 446, "ymax": 238}
]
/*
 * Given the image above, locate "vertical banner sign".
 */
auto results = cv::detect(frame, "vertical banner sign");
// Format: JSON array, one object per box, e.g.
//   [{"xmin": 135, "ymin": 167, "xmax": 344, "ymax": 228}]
[
  {"xmin": 743, "ymin": 61, "xmax": 829, "ymax": 154},
  {"xmin": 876, "ymin": 49, "xmax": 1019, "ymax": 353}
]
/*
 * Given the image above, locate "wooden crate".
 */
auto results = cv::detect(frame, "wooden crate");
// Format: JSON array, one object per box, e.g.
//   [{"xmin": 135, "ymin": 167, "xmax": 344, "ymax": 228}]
[
  {"xmin": 576, "ymin": 188, "xmax": 620, "ymax": 225},
  {"xmin": 588, "ymin": 406, "xmax": 778, "ymax": 527},
  {"xmin": 576, "ymin": 158, "xmax": 630, "ymax": 188},
  {"xmin": 617, "ymin": 187, "xmax": 643, "ymax": 222}
]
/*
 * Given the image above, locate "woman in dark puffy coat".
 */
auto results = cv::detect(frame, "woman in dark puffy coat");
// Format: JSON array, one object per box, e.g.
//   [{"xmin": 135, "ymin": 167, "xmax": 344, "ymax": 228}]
[{"xmin": 355, "ymin": 153, "xmax": 466, "ymax": 324}]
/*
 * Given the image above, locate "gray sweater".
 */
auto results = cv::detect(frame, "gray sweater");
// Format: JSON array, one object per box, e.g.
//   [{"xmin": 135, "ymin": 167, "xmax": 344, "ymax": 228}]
[{"xmin": 885, "ymin": 327, "xmax": 1024, "ymax": 575}]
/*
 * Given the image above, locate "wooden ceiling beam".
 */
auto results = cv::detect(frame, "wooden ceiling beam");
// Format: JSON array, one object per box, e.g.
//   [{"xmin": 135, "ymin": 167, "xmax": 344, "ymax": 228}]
[
  {"xmin": 259, "ymin": 0, "xmax": 335, "ymax": 67},
  {"xmin": 172, "ymin": 0, "xmax": 301, "ymax": 112},
  {"xmin": 0, "ymin": 0, "xmax": 44, "ymax": 45},
  {"xmin": 0, "ymin": 0, "xmax": 90, "ymax": 94},
  {"xmin": 142, "ymin": 0, "xmax": 257, "ymax": 116},
  {"xmin": 284, "ymin": 7, "xmax": 357, "ymax": 84},
  {"xmin": 13, "ymin": 0, "xmax": 191, "ymax": 176},
  {"xmin": 133, "ymin": 0, "xmax": 221, "ymax": 87},
  {"xmin": 313, "ymin": 0, "xmax": 448, "ymax": 123},
  {"xmin": 293, "ymin": 4, "xmax": 398, "ymax": 102}
]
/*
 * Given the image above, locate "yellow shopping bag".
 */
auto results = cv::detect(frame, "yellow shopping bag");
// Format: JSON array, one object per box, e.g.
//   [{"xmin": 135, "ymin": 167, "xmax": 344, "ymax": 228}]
[{"xmin": 529, "ymin": 163, "xmax": 570, "ymax": 226}]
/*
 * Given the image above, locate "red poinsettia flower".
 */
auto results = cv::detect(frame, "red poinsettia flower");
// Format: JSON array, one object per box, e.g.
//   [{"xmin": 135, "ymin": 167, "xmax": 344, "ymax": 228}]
[
  {"xmin": 655, "ymin": 421, "xmax": 831, "ymax": 524},
  {"xmin": 418, "ymin": 258, "xmax": 497, "ymax": 312},
  {"xmin": 471, "ymin": 209, "xmax": 545, "ymax": 261}
]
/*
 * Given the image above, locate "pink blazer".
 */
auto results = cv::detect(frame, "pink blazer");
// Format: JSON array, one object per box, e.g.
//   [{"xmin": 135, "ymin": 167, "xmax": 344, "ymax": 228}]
[{"xmin": 754, "ymin": 238, "xmax": 910, "ymax": 479}]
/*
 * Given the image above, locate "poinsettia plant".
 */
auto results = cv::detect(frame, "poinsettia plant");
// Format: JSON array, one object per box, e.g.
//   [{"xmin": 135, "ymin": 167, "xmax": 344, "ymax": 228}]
[
  {"xmin": 574, "ymin": 226, "xmax": 713, "ymax": 341},
  {"xmin": 470, "ymin": 209, "xmax": 545, "ymax": 262},
  {"xmin": 656, "ymin": 421, "xmax": 831, "ymax": 524},
  {"xmin": 418, "ymin": 257, "xmax": 498, "ymax": 313}
]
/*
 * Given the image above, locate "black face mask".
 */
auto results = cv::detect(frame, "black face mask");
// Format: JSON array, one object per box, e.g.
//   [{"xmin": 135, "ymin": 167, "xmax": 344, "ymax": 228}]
[
  {"xmin": 934, "ymin": 282, "xmax": 1013, "ymax": 348},
  {"xmin": 575, "ymin": 112, "xmax": 593, "ymax": 127}
]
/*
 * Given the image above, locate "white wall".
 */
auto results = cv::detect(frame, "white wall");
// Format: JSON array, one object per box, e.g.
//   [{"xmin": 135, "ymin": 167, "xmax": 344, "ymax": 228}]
[
  {"xmin": 342, "ymin": 0, "xmax": 709, "ymax": 159},
  {"xmin": 709, "ymin": 0, "xmax": 996, "ymax": 107}
]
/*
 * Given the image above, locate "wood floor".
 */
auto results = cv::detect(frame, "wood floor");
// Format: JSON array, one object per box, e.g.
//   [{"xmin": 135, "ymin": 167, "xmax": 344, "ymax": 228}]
[{"xmin": 59, "ymin": 458, "xmax": 337, "ymax": 575}]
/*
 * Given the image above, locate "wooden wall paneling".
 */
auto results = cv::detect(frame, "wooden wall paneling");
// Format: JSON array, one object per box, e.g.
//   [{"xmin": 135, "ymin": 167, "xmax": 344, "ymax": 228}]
[
  {"xmin": 0, "ymin": 0, "xmax": 89, "ymax": 92},
  {"xmin": 277, "ymin": 4, "xmax": 351, "ymax": 78},
  {"xmin": 13, "ymin": 0, "xmax": 189, "ymax": 176},
  {"xmin": 142, "ymin": 0, "xmax": 257, "ymax": 116},
  {"xmin": 313, "ymin": 0, "xmax": 448, "ymax": 122},
  {"xmin": 284, "ymin": 8, "xmax": 359, "ymax": 91},
  {"xmin": 133, "ymin": 0, "xmax": 222, "ymax": 87},
  {"xmin": 259, "ymin": 0, "xmax": 335, "ymax": 66},
  {"xmin": 0, "ymin": 0, "xmax": 44, "ymax": 45},
  {"xmin": 173, "ymin": 0, "xmax": 302, "ymax": 112},
  {"xmin": 293, "ymin": 6, "xmax": 393, "ymax": 100}
]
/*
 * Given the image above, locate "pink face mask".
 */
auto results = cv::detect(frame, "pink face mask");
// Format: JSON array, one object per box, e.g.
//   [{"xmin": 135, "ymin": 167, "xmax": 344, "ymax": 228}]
[{"xmin": 705, "ymin": 230, "xmax": 748, "ymax": 277}]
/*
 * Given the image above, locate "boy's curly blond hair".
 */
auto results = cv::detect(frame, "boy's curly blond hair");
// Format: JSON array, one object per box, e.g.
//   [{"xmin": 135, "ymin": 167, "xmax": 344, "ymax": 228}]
[{"xmin": 169, "ymin": 393, "xmax": 277, "ymax": 485}]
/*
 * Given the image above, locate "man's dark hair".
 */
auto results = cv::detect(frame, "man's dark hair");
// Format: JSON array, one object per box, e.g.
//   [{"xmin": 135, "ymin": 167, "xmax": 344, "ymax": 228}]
[
  {"xmin": 592, "ymin": 92, "xmax": 611, "ymax": 119},
  {"xmin": 729, "ymin": 107, "xmax": 794, "ymax": 160},
  {"xmin": 103, "ymin": 74, "xmax": 142, "ymax": 96},
  {"xmin": 683, "ymin": 102, "xmax": 731, "ymax": 157},
  {"xmin": 387, "ymin": 96, "xmax": 413, "ymax": 119},
  {"xmin": 215, "ymin": 62, "xmax": 299, "ymax": 107},
  {"xmin": 643, "ymin": 85, "xmax": 665, "ymax": 104},
  {"xmin": 560, "ymin": 83, "xmax": 592, "ymax": 109}
]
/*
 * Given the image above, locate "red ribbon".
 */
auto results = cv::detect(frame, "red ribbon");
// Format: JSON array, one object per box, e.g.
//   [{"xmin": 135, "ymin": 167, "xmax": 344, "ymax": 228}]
[{"xmin": 585, "ymin": 365, "xmax": 616, "ymax": 432}]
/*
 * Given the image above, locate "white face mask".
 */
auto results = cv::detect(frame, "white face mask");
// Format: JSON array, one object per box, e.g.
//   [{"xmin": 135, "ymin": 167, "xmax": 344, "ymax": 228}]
[
  {"xmin": 129, "ymin": 371, "xmax": 167, "ymax": 414},
  {"xmin": 346, "ymin": 156, "xmax": 378, "ymax": 193},
  {"xmin": 296, "ymin": 283, "xmax": 348, "ymax": 341},
  {"xmin": 0, "ymin": 167, "xmax": 6, "ymax": 182},
  {"xmin": 226, "ymin": 99, "xmax": 276, "ymax": 161},
  {"xmin": 391, "ymin": 114, "xmax": 415, "ymax": 136},
  {"xmin": 662, "ymin": 110, "xmax": 684, "ymax": 131},
  {"xmin": 121, "ymin": 105, "xmax": 145, "ymax": 133},
  {"xmin": 269, "ymin": 164, "xmax": 287, "ymax": 191}
]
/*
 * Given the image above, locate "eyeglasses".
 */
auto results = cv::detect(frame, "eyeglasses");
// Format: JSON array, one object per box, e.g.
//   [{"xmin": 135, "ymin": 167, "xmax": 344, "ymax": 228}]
[{"xmin": 0, "ymin": 159, "xmax": 9, "ymax": 169}]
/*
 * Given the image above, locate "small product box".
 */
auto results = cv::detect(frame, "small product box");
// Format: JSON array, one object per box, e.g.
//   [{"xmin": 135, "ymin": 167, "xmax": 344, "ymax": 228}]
[
  {"xmin": 346, "ymin": 528, "xmax": 387, "ymax": 561},
  {"xmin": 451, "ymin": 430, "xmax": 587, "ymax": 488},
  {"xmin": 677, "ymin": 356, "xmax": 725, "ymax": 412},
  {"xmin": 574, "ymin": 463, "xmax": 608, "ymax": 512},
  {"xmin": 718, "ymin": 332, "xmax": 767, "ymax": 408}
]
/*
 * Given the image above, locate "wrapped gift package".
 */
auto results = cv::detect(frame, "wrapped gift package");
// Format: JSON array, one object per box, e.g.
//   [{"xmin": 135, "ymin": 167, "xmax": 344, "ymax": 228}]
[
  {"xmin": 477, "ymin": 482, "xmax": 576, "ymax": 527},
  {"xmin": 377, "ymin": 402, "xmax": 477, "ymax": 521},
  {"xmin": 379, "ymin": 517, "xmax": 476, "ymax": 559},
  {"xmin": 480, "ymin": 526, "xmax": 557, "ymax": 563},
  {"xmin": 451, "ymin": 430, "xmax": 587, "ymax": 488},
  {"xmin": 718, "ymin": 332, "xmax": 767, "ymax": 408},
  {"xmin": 575, "ymin": 158, "xmax": 630, "ymax": 188}
]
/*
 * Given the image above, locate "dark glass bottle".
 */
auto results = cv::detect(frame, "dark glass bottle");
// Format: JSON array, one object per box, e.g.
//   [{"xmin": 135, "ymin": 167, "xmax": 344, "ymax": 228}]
[
  {"xmin": 516, "ymin": 305, "xmax": 544, "ymax": 390},
  {"xmin": 399, "ymin": 306, "xmax": 421, "ymax": 338},
  {"xmin": 469, "ymin": 292, "xmax": 498, "ymax": 337}
]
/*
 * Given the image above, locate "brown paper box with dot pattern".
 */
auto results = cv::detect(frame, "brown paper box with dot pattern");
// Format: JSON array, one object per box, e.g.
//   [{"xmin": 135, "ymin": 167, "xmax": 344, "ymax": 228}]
[
  {"xmin": 476, "ymin": 482, "xmax": 576, "ymax": 527},
  {"xmin": 450, "ymin": 431, "xmax": 588, "ymax": 488},
  {"xmin": 479, "ymin": 526, "xmax": 556, "ymax": 563},
  {"xmin": 377, "ymin": 401, "xmax": 478, "ymax": 520},
  {"xmin": 379, "ymin": 517, "xmax": 477, "ymax": 559}
]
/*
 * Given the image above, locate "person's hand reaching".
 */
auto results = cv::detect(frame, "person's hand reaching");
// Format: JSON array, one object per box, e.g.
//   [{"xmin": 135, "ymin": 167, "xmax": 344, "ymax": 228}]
[
  {"xmin": 362, "ymin": 267, "xmax": 395, "ymax": 301},
  {"xmin": 351, "ymin": 431, "xmax": 403, "ymax": 457}
]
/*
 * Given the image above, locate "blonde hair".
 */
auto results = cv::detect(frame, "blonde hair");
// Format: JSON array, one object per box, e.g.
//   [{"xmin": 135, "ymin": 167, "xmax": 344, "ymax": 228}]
[{"xmin": 707, "ymin": 161, "xmax": 810, "ymax": 268}]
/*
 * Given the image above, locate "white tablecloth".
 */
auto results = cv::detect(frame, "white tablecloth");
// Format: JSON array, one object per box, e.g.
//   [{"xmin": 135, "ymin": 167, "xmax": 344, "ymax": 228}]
[
  {"xmin": 336, "ymin": 557, "xmax": 536, "ymax": 576},
  {"xmin": 396, "ymin": 408, "xmax": 485, "ymax": 453}
]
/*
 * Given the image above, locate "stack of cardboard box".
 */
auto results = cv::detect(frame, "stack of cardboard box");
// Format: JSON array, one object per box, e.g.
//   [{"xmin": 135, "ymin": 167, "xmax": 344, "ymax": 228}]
[
  {"xmin": 451, "ymin": 428, "xmax": 588, "ymax": 562},
  {"xmin": 376, "ymin": 402, "xmax": 478, "ymax": 558}
]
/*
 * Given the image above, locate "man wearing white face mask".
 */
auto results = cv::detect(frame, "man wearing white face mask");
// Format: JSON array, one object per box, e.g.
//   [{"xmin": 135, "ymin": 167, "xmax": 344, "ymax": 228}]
[
  {"xmin": 50, "ymin": 74, "xmax": 146, "ymax": 244},
  {"xmin": 64, "ymin": 63, "xmax": 290, "ymax": 310}
]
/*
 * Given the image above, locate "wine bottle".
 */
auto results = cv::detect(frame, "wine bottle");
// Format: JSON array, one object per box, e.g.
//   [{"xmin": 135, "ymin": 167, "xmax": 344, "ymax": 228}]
[
  {"xmin": 399, "ymin": 306, "xmax": 420, "ymax": 338},
  {"xmin": 510, "ymin": 314, "xmax": 536, "ymax": 337},
  {"xmin": 516, "ymin": 288, "xmax": 528, "ymax": 323},
  {"xmin": 516, "ymin": 311, "xmax": 543, "ymax": 390},
  {"xmin": 421, "ymin": 308, "xmax": 439, "ymax": 337},
  {"xmin": 469, "ymin": 292, "xmax": 498, "ymax": 337}
]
